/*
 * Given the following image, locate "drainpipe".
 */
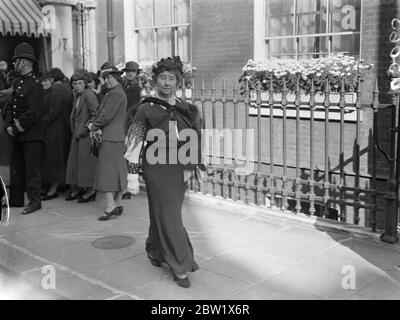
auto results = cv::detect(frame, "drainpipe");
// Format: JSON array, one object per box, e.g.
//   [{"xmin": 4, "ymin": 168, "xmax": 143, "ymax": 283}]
[
  {"xmin": 106, "ymin": 0, "xmax": 115, "ymax": 64},
  {"xmin": 79, "ymin": 2, "xmax": 86, "ymax": 69}
]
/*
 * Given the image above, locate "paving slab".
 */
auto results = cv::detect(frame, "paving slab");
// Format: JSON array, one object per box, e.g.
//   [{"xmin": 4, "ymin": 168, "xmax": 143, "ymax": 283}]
[
  {"xmin": 246, "ymin": 226, "xmax": 352, "ymax": 262},
  {"xmin": 190, "ymin": 228, "xmax": 259, "ymax": 258},
  {"xmin": 3, "ymin": 225, "xmax": 145, "ymax": 273},
  {"xmin": 21, "ymin": 268, "xmax": 117, "ymax": 300},
  {"xmin": 201, "ymin": 248, "xmax": 296, "ymax": 283},
  {"xmin": 129, "ymin": 268, "xmax": 250, "ymax": 300},
  {"xmin": 85, "ymin": 252, "xmax": 169, "ymax": 292},
  {"xmin": 352, "ymin": 275, "xmax": 400, "ymax": 300},
  {"xmin": 320, "ymin": 238, "xmax": 400, "ymax": 272},
  {"xmin": 0, "ymin": 241, "xmax": 44, "ymax": 274},
  {"xmin": 182, "ymin": 203, "xmax": 249, "ymax": 233},
  {"xmin": 0, "ymin": 209, "xmax": 66, "ymax": 236},
  {"xmin": 262, "ymin": 254, "xmax": 386, "ymax": 300},
  {"xmin": 228, "ymin": 277, "xmax": 324, "ymax": 300},
  {"xmin": 0, "ymin": 265, "xmax": 56, "ymax": 300}
]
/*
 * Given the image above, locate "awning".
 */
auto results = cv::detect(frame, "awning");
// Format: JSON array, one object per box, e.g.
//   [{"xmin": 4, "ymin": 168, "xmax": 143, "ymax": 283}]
[{"xmin": 0, "ymin": 0, "xmax": 50, "ymax": 37}]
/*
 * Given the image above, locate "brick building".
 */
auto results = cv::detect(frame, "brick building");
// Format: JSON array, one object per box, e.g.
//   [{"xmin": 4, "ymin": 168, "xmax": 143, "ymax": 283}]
[
  {"xmin": 95, "ymin": 0, "xmax": 397, "ymax": 92},
  {"xmin": 93, "ymin": 0, "xmax": 398, "ymax": 230}
]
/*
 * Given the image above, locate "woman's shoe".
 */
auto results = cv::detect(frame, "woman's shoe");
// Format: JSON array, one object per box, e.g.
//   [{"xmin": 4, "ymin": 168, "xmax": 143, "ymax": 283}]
[
  {"xmin": 41, "ymin": 193, "xmax": 58, "ymax": 201},
  {"xmin": 77, "ymin": 192, "xmax": 97, "ymax": 203},
  {"xmin": 122, "ymin": 192, "xmax": 132, "ymax": 200},
  {"xmin": 173, "ymin": 273, "xmax": 191, "ymax": 288},
  {"xmin": 98, "ymin": 206, "xmax": 122, "ymax": 221},
  {"xmin": 147, "ymin": 254, "xmax": 161, "ymax": 267},
  {"xmin": 115, "ymin": 206, "xmax": 123, "ymax": 216},
  {"xmin": 66, "ymin": 189, "xmax": 84, "ymax": 201}
]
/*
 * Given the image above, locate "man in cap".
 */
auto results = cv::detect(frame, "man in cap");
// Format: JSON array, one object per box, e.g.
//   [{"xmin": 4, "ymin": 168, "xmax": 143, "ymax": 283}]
[
  {"xmin": 120, "ymin": 61, "xmax": 142, "ymax": 200},
  {"xmin": 4, "ymin": 42, "xmax": 45, "ymax": 214},
  {"xmin": 122, "ymin": 61, "xmax": 141, "ymax": 115}
]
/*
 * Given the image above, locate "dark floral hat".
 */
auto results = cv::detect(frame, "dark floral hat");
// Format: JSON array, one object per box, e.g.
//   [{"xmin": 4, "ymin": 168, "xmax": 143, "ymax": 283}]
[{"xmin": 152, "ymin": 56, "xmax": 184, "ymax": 77}]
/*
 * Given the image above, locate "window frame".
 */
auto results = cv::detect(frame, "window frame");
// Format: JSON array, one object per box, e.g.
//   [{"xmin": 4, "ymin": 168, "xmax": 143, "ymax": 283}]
[
  {"xmin": 124, "ymin": 0, "xmax": 192, "ymax": 64},
  {"xmin": 254, "ymin": 0, "xmax": 363, "ymax": 61}
]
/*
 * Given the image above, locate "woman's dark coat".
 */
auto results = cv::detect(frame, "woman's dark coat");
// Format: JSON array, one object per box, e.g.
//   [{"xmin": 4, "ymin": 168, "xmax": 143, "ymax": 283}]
[{"xmin": 41, "ymin": 82, "xmax": 73, "ymax": 184}]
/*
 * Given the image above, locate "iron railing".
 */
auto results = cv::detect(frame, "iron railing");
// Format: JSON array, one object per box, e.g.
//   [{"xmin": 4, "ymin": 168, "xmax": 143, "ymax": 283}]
[{"xmin": 178, "ymin": 77, "xmax": 398, "ymax": 240}]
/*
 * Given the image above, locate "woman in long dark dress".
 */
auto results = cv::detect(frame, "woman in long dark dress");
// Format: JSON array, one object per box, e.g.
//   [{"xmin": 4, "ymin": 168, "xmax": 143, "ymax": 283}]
[
  {"xmin": 124, "ymin": 56, "xmax": 203, "ymax": 288},
  {"xmin": 65, "ymin": 72, "xmax": 98, "ymax": 201},
  {"xmin": 40, "ymin": 68, "xmax": 73, "ymax": 199}
]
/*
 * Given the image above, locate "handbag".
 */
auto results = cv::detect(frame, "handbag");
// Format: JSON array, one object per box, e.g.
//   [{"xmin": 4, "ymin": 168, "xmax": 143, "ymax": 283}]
[{"xmin": 90, "ymin": 131, "xmax": 102, "ymax": 157}]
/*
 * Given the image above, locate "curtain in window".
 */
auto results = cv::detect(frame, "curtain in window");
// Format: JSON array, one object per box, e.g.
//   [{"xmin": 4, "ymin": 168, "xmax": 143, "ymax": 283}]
[{"xmin": 133, "ymin": 0, "xmax": 190, "ymax": 62}]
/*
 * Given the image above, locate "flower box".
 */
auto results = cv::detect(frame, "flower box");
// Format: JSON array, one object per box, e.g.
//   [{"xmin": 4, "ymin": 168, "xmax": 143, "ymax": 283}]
[
  {"xmin": 249, "ymin": 92, "xmax": 360, "ymax": 122},
  {"xmin": 250, "ymin": 91, "xmax": 357, "ymax": 104}
]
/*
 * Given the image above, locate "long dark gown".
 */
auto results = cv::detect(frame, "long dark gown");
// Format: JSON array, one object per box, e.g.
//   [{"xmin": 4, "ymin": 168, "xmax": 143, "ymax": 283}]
[{"xmin": 125, "ymin": 97, "xmax": 201, "ymax": 275}]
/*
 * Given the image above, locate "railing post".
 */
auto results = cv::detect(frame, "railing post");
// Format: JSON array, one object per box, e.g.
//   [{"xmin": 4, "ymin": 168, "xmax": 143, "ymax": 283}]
[
  {"xmin": 323, "ymin": 78, "xmax": 331, "ymax": 218},
  {"xmin": 309, "ymin": 79, "xmax": 316, "ymax": 215},
  {"xmin": 200, "ymin": 78, "xmax": 207, "ymax": 195},
  {"xmin": 339, "ymin": 78, "xmax": 346, "ymax": 222},
  {"xmin": 282, "ymin": 78, "xmax": 289, "ymax": 210},
  {"xmin": 371, "ymin": 78, "xmax": 379, "ymax": 232},
  {"xmin": 233, "ymin": 81, "xmax": 240, "ymax": 201},
  {"xmin": 256, "ymin": 80, "xmax": 264, "ymax": 206},
  {"xmin": 295, "ymin": 77, "xmax": 302, "ymax": 214},
  {"xmin": 268, "ymin": 77, "xmax": 276, "ymax": 207},
  {"xmin": 381, "ymin": 91, "xmax": 400, "ymax": 244}
]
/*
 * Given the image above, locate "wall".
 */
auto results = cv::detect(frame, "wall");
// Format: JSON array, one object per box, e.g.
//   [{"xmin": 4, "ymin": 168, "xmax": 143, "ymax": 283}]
[
  {"xmin": 95, "ymin": 0, "xmax": 125, "ymax": 68},
  {"xmin": 191, "ymin": 0, "xmax": 254, "ymax": 85}
]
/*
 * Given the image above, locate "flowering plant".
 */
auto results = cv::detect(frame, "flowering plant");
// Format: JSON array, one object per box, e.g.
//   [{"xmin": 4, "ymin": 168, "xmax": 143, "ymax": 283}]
[
  {"xmin": 134, "ymin": 59, "xmax": 196, "ymax": 90},
  {"xmin": 239, "ymin": 54, "xmax": 374, "ymax": 94}
]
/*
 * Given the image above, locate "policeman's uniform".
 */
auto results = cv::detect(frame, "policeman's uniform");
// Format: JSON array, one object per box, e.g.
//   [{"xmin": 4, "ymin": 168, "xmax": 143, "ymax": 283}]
[{"xmin": 4, "ymin": 43, "xmax": 45, "ymax": 214}]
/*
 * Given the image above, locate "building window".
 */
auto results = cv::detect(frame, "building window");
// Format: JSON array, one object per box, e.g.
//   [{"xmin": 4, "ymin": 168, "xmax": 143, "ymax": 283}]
[
  {"xmin": 262, "ymin": 0, "xmax": 361, "ymax": 59},
  {"xmin": 132, "ymin": 0, "xmax": 190, "ymax": 63}
]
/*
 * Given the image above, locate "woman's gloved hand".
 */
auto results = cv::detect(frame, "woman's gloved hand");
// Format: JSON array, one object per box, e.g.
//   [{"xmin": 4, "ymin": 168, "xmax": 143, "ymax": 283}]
[{"xmin": 127, "ymin": 173, "xmax": 140, "ymax": 196}]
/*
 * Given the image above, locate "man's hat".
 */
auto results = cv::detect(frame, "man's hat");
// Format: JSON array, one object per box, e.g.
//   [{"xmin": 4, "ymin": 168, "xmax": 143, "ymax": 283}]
[
  {"xmin": 123, "ymin": 61, "xmax": 140, "ymax": 72},
  {"xmin": 101, "ymin": 65, "xmax": 123, "ymax": 78},
  {"xmin": 71, "ymin": 70, "xmax": 91, "ymax": 83},
  {"xmin": 11, "ymin": 42, "xmax": 37, "ymax": 63}
]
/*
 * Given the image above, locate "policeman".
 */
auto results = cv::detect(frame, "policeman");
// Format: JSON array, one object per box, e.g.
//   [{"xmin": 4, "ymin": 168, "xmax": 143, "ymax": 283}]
[{"xmin": 4, "ymin": 42, "xmax": 44, "ymax": 215}]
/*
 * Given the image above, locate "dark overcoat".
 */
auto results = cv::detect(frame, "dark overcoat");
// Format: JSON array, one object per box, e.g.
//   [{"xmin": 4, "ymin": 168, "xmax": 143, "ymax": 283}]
[
  {"xmin": 41, "ymin": 82, "xmax": 73, "ymax": 184},
  {"xmin": 0, "ymin": 91, "xmax": 12, "ymax": 166},
  {"xmin": 122, "ymin": 77, "xmax": 141, "ymax": 115},
  {"xmin": 65, "ymin": 88, "xmax": 98, "ymax": 187}
]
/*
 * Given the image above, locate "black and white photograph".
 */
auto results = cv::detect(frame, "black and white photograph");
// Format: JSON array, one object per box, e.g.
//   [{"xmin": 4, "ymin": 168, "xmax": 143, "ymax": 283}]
[{"xmin": 0, "ymin": 0, "xmax": 399, "ymax": 307}]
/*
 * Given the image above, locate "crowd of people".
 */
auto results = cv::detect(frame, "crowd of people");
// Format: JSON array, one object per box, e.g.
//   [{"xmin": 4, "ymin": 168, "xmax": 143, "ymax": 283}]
[{"xmin": 0, "ymin": 42, "xmax": 204, "ymax": 288}]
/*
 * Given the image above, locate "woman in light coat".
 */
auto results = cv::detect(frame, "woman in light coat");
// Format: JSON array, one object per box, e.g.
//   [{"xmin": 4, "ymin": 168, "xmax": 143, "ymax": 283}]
[{"xmin": 89, "ymin": 66, "xmax": 128, "ymax": 220}]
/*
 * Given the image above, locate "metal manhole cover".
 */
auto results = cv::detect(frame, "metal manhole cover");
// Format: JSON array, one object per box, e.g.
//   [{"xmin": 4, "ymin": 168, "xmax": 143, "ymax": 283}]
[{"xmin": 92, "ymin": 235, "xmax": 135, "ymax": 249}]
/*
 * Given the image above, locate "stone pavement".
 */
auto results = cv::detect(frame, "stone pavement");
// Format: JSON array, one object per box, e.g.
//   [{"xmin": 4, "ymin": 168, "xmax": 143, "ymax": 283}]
[{"xmin": 1, "ymin": 188, "xmax": 400, "ymax": 300}]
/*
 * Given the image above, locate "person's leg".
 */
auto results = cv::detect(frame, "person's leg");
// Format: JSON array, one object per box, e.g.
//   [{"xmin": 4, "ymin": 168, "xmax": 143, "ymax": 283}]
[
  {"xmin": 77, "ymin": 186, "xmax": 96, "ymax": 202},
  {"xmin": 104, "ymin": 192, "xmax": 116, "ymax": 213},
  {"xmin": 114, "ymin": 191, "xmax": 123, "ymax": 207},
  {"xmin": 47, "ymin": 182, "xmax": 60, "ymax": 196},
  {"xmin": 23, "ymin": 141, "xmax": 43, "ymax": 210},
  {"xmin": 9, "ymin": 142, "xmax": 25, "ymax": 207}
]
